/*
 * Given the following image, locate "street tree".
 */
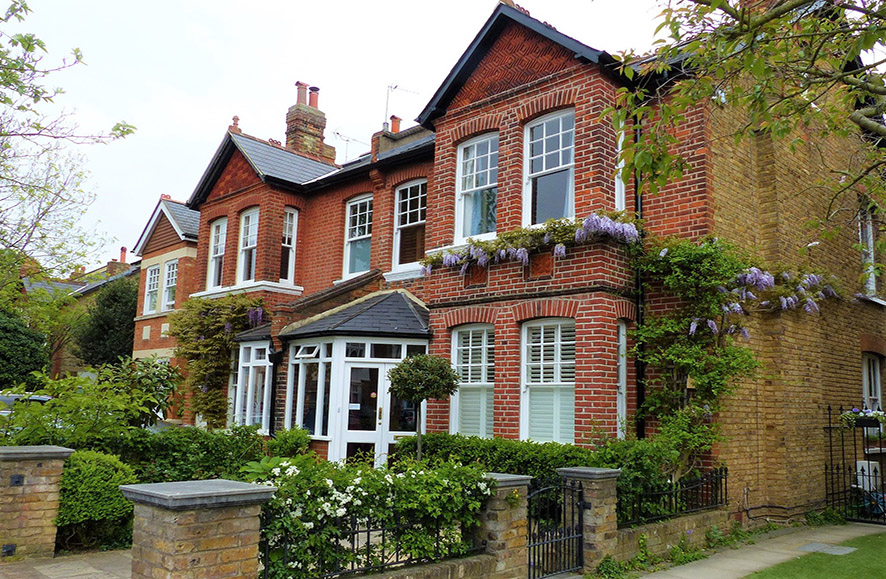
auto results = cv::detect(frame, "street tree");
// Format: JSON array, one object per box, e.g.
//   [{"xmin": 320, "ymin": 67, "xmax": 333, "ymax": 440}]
[
  {"xmin": 0, "ymin": 1, "xmax": 134, "ymax": 294},
  {"xmin": 74, "ymin": 276, "xmax": 137, "ymax": 367}
]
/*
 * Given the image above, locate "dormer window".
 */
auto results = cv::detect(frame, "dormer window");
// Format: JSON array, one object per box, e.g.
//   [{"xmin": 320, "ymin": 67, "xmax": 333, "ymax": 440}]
[
  {"xmin": 457, "ymin": 134, "xmax": 498, "ymax": 242},
  {"xmin": 524, "ymin": 110, "xmax": 574, "ymax": 226},
  {"xmin": 238, "ymin": 208, "xmax": 259, "ymax": 283}
]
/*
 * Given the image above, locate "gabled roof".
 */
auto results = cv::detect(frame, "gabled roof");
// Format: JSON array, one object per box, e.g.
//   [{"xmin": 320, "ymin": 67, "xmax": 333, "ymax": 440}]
[
  {"xmin": 71, "ymin": 264, "xmax": 140, "ymax": 297},
  {"xmin": 132, "ymin": 198, "xmax": 200, "ymax": 256},
  {"xmin": 417, "ymin": 3, "xmax": 625, "ymax": 130},
  {"xmin": 280, "ymin": 290, "xmax": 429, "ymax": 340},
  {"xmin": 187, "ymin": 132, "xmax": 337, "ymax": 208}
]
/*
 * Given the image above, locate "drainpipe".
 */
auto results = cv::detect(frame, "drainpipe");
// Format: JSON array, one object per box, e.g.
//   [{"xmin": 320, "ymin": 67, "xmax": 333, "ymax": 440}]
[
  {"xmin": 633, "ymin": 117, "xmax": 647, "ymax": 439},
  {"xmin": 269, "ymin": 348, "xmax": 284, "ymax": 436}
]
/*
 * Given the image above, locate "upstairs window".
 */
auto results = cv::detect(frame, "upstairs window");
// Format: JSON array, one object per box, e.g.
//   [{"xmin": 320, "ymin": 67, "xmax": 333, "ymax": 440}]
[
  {"xmin": 615, "ymin": 129, "xmax": 626, "ymax": 211},
  {"xmin": 144, "ymin": 265, "xmax": 160, "ymax": 314},
  {"xmin": 457, "ymin": 134, "xmax": 498, "ymax": 241},
  {"xmin": 864, "ymin": 353, "xmax": 882, "ymax": 411},
  {"xmin": 451, "ymin": 325, "xmax": 495, "ymax": 438},
  {"xmin": 208, "ymin": 218, "xmax": 227, "ymax": 289},
  {"xmin": 860, "ymin": 200, "xmax": 878, "ymax": 296},
  {"xmin": 239, "ymin": 209, "xmax": 259, "ymax": 283},
  {"xmin": 345, "ymin": 195, "xmax": 373, "ymax": 276},
  {"xmin": 394, "ymin": 181, "xmax": 427, "ymax": 267},
  {"xmin": 524, "ymin": 110, "xmax": 575, "ymax": 225},
  {"xmin": 162, "ymin": 260, "xmax": 177, "ymax": 311},
  {"xmin": 280, "ymin": 208, "xmax": 298, "ymax": 284}
]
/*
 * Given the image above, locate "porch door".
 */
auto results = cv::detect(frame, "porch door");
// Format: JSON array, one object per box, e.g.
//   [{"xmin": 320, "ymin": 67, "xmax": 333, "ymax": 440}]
[{"xmin": 342, "ymin": 362, "xmax": 418, "ymax": 466}]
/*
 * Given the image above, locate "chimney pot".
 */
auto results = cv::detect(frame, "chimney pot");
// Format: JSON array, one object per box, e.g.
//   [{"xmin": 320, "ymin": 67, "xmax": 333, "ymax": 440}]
[
  {"xmin": 296, "ymin": 81, "xmax": 309, "ymax": 105},
  {"xmin": 390, "ymin": 115, "xmax": 401, "ymax": 134},
  {"xmin": 308, "ymin": 86, "xmax": 319, "ymax": 109},
  {"xmin": 160, "ymin": 194, "xmax": 171, "ymax": 200},
  {"xmin": 120, "ymin": 247, "xmax": 127, "ymax": 264}
]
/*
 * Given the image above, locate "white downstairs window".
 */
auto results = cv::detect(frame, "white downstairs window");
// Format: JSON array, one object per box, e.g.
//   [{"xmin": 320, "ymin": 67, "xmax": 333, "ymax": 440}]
[
  {"xmin": 233, "ymin": 342, "xmax": 273, "ymax": 433},
  {"xmin": 864, "ymin": 353, "xmax": 882, "ymax": 411},
  {"xmin": 451, "ymin": 325, "xmax": 495, "ymax": 438},
  {"xmin": 522, "ymin": 318, "xmax": 575, "ymax": 443}
]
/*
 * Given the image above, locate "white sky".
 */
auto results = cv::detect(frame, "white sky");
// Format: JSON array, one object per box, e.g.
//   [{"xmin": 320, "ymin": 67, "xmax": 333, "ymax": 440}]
[{"xmin": 16, "ymin": 0, "xmax": 662, "ymax": 268}]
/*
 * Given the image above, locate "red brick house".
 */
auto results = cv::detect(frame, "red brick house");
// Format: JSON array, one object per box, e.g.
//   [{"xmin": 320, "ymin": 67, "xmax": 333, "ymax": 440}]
[{"xmin": 136, "ymin": 3, "xmax": 886, "ymax": 519}]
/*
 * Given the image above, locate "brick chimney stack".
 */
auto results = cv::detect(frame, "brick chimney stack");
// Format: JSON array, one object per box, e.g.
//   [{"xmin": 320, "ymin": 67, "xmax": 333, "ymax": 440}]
[
  {"xmin": 285, "ymin": 81, "xmax": 336, "ymax": 164},
  {"xmin": 120, "ymin": 247, "xmax": 127, "ymax": 264},
  {"xmin": 390, "ymin": 115, "xmax": 401, "ymax": 133}
]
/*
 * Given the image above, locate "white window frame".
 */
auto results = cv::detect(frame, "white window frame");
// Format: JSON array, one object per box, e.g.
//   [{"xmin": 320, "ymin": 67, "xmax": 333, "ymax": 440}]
[
  {"xmin": 238, "ymin": 208, "xmax": 260, "ymax": 283},
  {"xmin": 280, "ymin": 208, "xmax": 298, "ymax": 284},
  {"xmin": 344, "ymin": 194, "xmax": 373, "ymax": 277},
  {"xmin": 520, "ymin": 318, "xmax": 576, "ymax": 443},
  {"xmin": 617, "ymin": 320, "xmax": 628, "ymax": 438},
  {"xmin": 860, "ymin": 201, "xmax": 877, "ymax": 296},
  {"xmin": 456, "ymin": 133, "xmax": 498, "ymax": 244},
  {"xmin": 615, "ymin": 129, "xmax": 626, "ymax": 211},
  {"xmin": 523, "ymin": 110, "xmax": 575, "ymax": 227},
  {"xmin": 208, "ymin": 217, "xmax": 227, "ymax": 289},
  {"xmin": 143, "ymin": 265, "xmax": 160, "ymax": 314},
  {"xmin": 286, "ymin": 342, "xmax": 334, "ymax": 437},
  {"xmin": 162, "ymin": 260, "xmax": 178, "ymax": 311},
  {"xmin": 233, "ymin": 341, "xmax": 273, "ymax": 434},
  {"xmin": 864, "ymin": 353, "xmax": 882, "ymax": 411},
  {"xmin": 393, "ymin": 180, "xmax": 427, "ymax": 270},
  {"xmin": 450, "ymin": 325, "xmax": 495, "ymax": 438}
]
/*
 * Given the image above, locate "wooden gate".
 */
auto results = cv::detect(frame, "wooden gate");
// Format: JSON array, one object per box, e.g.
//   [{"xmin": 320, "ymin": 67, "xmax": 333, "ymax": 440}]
[{"xmin": 526, "ymin": 477, "xmax": 584, "ymax": 578}]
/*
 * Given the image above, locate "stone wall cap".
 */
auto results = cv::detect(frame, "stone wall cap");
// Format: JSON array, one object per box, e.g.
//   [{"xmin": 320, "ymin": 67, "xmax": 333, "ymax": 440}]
[
  {"xmin": 0, "ymin": 445, "xmax": 74, "ymax": 461},
  {"xmin": 556, "ymin": 466, "xmax": 622, "ymax": 480},
  {"xmin": 120, "ymin": 479, "xmax": 277, "ymax": 510},
  {"xmin": 486, "ymin": 472, "xmax": 533, "ymax": 488}
]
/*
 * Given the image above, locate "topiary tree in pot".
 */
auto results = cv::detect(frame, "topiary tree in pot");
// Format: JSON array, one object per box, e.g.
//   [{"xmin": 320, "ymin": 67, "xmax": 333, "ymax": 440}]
[{"xmin": 387, "ymin": 354, "xmax": 460, "ymax": 461}]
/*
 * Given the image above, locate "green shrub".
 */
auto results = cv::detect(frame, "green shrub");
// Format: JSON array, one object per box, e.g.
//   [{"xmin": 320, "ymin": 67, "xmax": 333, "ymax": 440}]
[
  {"xmin": 106, "ymin": 425, "xmax": 265, "ymax": 483},
  {"xmin": 56, "ymin": 450, "xmax": 137, "ymax": 550},
  {"xmin": 806, "ymin": 508, "xmax": 846, "ymax": 527},
  {"xmin": 268, "ymin": 427, "xmax": 312, "ymax": 458},
  {"xmin": 595, "ymin": 555, "xmax": 628, "ymax": 578},
  {"xmin": 246, "ymin": 454, "xmax": 494, "ymax": 579}
]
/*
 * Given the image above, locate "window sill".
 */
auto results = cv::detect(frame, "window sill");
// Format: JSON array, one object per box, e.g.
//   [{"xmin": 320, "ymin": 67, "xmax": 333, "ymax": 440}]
[
  {"xmin": 135, "ymin": 311, "xmax": 174, "ymax": 322},
  {"xmin": 858, "ymin": 294, "xmax": 886, "ymax": 307},
  {"xmin": 383, "ymin": 267, "xmax": 424, "ymax": 282},
  {"xmin": 190, "ymin": 281, "xmax": 305, "ymax": 300}
]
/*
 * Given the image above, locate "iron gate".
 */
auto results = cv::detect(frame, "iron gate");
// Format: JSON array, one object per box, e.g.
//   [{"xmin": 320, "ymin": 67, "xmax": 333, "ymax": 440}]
[
  {"xmin": 824, "ymin": 406, "xmax": 886, "ymax": 524},
  {"xmin": 526, "ymin": 476, "xmax": 584, "ymax": 579}
]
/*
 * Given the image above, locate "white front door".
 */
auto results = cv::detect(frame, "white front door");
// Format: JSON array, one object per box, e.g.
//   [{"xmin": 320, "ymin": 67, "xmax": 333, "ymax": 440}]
[{"xmin": 342, "ymin": 362, "xmax": 418, "ymax": 466}]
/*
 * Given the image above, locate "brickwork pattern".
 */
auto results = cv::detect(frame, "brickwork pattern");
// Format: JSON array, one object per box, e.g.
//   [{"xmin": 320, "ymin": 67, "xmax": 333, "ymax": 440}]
[
  {"xmin": 615, "ymin": 509, "xmax": 730, "ymax": 561},
  {"xmin": 0, "ymin": 455, "xmax": 67, "ymax": 559},
  {"xmin": 130, "ymin": 503, "xmax": 261, "ymax": 579}
]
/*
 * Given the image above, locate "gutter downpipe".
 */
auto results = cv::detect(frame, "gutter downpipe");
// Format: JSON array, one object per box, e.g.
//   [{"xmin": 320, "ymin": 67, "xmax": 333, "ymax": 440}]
[{"xmin": 633, "ymin": 115, "xmax": 647, "ymax": 439}]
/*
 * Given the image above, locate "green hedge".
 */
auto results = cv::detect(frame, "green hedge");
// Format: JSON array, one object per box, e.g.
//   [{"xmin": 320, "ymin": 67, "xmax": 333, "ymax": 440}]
[{"xmin": 56, "ymin": 450, "xmax": 137, "ymax": 550}]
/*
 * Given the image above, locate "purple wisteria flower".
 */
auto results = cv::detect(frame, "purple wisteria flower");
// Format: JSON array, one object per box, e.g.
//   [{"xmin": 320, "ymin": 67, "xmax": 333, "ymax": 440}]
[
  {"xmin": 247, "ymin": 307, "xmax": 264, "ymax": 327},
  {"xmin": 740, "ymin": 327, "xmax": 750, "ymax": 339},
  {"xmin": 707, "ymin": 319, "xmax": 718, "ymax": 334},
  {"xmin": 554, "ymin": 244, "xmax": 567, "ymax": 258},
  {"xmin": 515, "ymin": 247, "xmax": 530, "ymax": 266},
  {"xmin": 544, "ymin": 232, "xmax": 552, "ymax": 244},
  {"xmin": 442, "ymin": 253, "xmax": 459, "ymax": 268},
  {"xmin": 420, "ymin": 264, "xmax": 432, "ymax": 276},
  {"xmin": 224, "ymin": 322, "xmax": 233, "ymax": 334},
  {"xmin": 659, "ymin": 247, "xmax": 669, "ymax": 257},
  {"xmin": 689, "ymin": 319, "xmax": 699, "ymax": 335},
  {"xmin": 575, "ymin": 228, "xmax": 587, "ymax": 243},
  {"xmin": 779, "ymin": 296, "xmax": 788, "ymax": 310},
  {"xmin": 804, "ymin": 298, "xmax": 819, "ymax": 313},
  {"xmin": 460, "ymin": 262, "xmax": 470, "ymax": 276},
  {"xmin": 477, "ymin": 253, "xmax": 490, "ymax": 267}
]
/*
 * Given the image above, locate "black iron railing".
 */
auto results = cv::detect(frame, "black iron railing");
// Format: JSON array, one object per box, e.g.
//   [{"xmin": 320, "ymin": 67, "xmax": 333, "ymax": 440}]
[
  {"xmin": 527, "ymin": 476, "xmax": 584, "ymax": 579},
  {"xmin": 618, "ymin": 467, "xmax": 728, "ymax": 528},
  {"xmin": 259, "ymin": 510, "xmax": 484, "ymax": 578}
]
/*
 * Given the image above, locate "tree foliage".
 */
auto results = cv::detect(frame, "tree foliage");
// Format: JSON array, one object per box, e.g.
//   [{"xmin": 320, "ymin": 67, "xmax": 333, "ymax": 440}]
[
  {"xmin": 74, "ymin": 276, "xmax": 137, "ymax": 367},
  {"xmin": 613, "ymin": 0, "xmax": 886, "ymax": 212},
  {"xmin": 167, "ymin": 294, "xmax": 264, "ymax": 427},
  {"xmin": 0, "ymin": 1, "xmax": 134, "ymax": 291},
  {"xmin": 0, "ymin": 307, "xmax": 46, "ymax": 388}
]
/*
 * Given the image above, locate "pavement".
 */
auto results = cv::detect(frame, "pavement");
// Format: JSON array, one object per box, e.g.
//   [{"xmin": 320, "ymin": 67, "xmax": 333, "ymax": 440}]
[{"xmin": 0, "ymin": 523, "xmax": 882, "ymax": 578}]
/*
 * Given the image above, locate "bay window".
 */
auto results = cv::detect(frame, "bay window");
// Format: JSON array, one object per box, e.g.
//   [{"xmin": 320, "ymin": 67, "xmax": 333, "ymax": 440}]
[
  {"xmin": 457, "ymin": 134, "xmax": 498, "ymax": 241},
  {"xmin": 522, "ymin": 318, "xmax": 575, "ymax": 443},
  {"xmin": 524, "ymin": 110, "xmax": 575, "ymax": 225},
  {"xmin": 233, "ymin": 342, "xmax": 273, "ymax": 433},
  {"xmin": 287, "ymin": 342, "xmax": 333, "ymax": 436},
  {"xmin": 451, "ymin": 325, "xmax": 495, "ymax": 438},
  {"xmin": 238, "ymin": 208, "xmax": 259, "ymax": 282},
  {"xmin": 208, "ymin": 217, "xmax": 227, "ymax": 289}
]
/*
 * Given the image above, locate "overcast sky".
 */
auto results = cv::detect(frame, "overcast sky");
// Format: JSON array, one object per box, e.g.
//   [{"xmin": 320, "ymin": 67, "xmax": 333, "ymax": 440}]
[{"xmin": 17, "ymin": 0, "xmax": 662, "ymax": 268}]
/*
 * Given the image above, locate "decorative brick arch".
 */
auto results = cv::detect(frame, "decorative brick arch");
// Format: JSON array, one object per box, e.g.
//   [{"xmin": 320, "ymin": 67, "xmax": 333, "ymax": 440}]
[
  {"xmin": 511, "ymin": 299, "xmax": 579, "ymax": 323},
  {"xmin": 452, "ymin": 114, "xmax": 504, "ymax": 144},
  {"xmin": 861, "ymin": 333, "xmax": 886, "ymax": 357},
  {"xmin": 390, "ymin": 171, "xmax": 429, "ymax": 191},
  {"xmin": 443, "ymin": 306, "xmax": 499, "ymax": 328},
  {"xmin": 614, "ymin": 298, "xmax": 637, "ymax": 323},
  {"xmin": 515, "ymin": 89, "xmax": 578, "ymax": 124}
]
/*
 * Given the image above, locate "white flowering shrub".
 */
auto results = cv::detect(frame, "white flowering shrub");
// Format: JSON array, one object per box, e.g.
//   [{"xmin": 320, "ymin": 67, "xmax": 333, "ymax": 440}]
[{"xmin": 242, "ymin": 454, "xmax": 494, "ymax": 578}]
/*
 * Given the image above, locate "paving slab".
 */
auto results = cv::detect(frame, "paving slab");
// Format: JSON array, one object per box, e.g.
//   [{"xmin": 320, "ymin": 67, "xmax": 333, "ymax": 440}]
[
  {"xmin": 641, "ymin": 522, "xmax": 885, "ymax": 578},
  {"xmin": 0, "ymin": 550, "xmax": 131, "ymax": 579}
]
